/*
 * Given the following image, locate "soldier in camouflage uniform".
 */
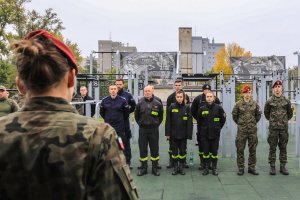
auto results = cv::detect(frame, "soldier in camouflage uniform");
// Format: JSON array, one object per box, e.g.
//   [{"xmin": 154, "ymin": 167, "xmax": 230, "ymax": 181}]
[
  {"xmin": 232, "ymin": 85, "xmax": 261, "ymax": 176},
  {"xmin": 0, "ymin": 30, "xmax": 138, "ymax": 200},
  {"xmin": 0, "ymin": 85, "xmax": 19, "ymax": 117},
  {"xmin": 264, "ymin": 80, "xmax": 293, "ymax": 176},
  {"xmin": 71, "ymin": 91, "xmax": 84, "ymax": 115},
  {"xmin": 11, "ymin": 92, "xmax": 26, "ymax": 108}
]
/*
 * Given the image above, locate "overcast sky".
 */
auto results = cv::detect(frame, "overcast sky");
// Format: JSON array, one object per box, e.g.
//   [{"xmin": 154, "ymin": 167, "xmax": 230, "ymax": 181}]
[{"xmin": 26, "ymin": 0, "xmax": 300, "ymax": 68}]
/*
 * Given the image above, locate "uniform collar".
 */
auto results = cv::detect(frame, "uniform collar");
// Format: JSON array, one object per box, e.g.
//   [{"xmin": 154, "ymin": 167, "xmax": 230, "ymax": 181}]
[{"xmin": 21, "ymin": 96, "xmax": 77, "ymax": 113}]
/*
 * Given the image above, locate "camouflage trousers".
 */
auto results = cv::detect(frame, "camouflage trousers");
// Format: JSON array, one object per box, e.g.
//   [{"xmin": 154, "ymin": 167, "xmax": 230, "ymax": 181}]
[
  {"xmin": 267, "ymin": 129, "xmax": 289, "ymax": 166},
  {"xmin": 235, "ymin": 127, "xmax": 258, "ymax": 169}
]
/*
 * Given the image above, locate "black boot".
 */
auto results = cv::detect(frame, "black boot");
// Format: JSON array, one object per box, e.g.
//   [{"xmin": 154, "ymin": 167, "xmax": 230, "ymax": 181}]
[
  {"xmin": 212, "ymin": 161, "xmax": 218, "ymax": 176},
  {"xmin": 152, "ymin": 161, "xmax": 160, "ymax": 176},
  {"xmin": 127, "ymin": 160, "xmax": 133, "ymax": 170},
  {"xmin": 198, "ymin": 156, "xmax": 204, "ymax": 170},
  {"xmin": 248, "ymin": 167, "xmax": 259, "ymax": 175},
  {"xmin": 179, "ymin": 162, "xmax": 186, "ymax": 175},
  {"xmin": 269, "ymin": 165, "xmax": 276, "ymax": 175},
  {"xmin": 202, "ymin": 163, "xmax": 209, "ymax": 175},
  {"xmin": 280, "ymin": 164, "xmax": 289, "ymax": 175},
  {"xmin": 137, "ymin": 161, "xmax": 147, "ymax": 176},
  {"xmin": 172, "ymin": 161, "xmax": 178, "ymax": 175},
  {"xmin": 237, "ymin": 168, "xmax": 244, "ymax": 176},
  {"xmin": 208, "ymin": 158, "xmax": 213, "ymax": 170},
  {"xmin": 157, "ymin": 162, "xmax": 162, "ymax": 169}
]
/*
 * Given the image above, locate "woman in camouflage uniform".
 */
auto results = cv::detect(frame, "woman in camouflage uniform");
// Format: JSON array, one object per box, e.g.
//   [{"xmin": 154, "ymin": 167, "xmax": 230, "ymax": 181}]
[{"xmin": 0, "ymin": 30, "xmax": 138, "ymax": 200}]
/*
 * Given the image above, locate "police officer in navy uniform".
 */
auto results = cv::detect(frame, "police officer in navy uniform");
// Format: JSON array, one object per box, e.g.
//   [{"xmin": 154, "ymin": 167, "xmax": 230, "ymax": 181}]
[
  {"xmin": 191, "ymin": 83, "xmax": 220, "ymax": 170},
  {"xmin": 135, "ymin": 85, "xmax": 163, "ymax": 176},
  {"xmin": 100, "ymin": 84, "xmax": 129, "ymax": 148},
  {"xmin": 197, "ymin": 91, "xmax": 226, "ymax": 176},
  {"xmin": 115, "ymin": 78, "xmax": 136, "ymax": 168},
  {"xmin": 166, "ymin": 79, "xmax": 190, "ymax": 169}
]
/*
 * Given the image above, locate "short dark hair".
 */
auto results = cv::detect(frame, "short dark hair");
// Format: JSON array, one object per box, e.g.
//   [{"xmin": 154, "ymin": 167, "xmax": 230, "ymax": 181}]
[
  {"xmin": 115, "ymin": 79, "xmax": 124, "ymax": 84},
  {"xmin": 176, "ymin": 89, "xmax": 185, "ymax": 95},
  {"xmin": 175, "ymin": 79, "xmax": 182, "ymax": 84}
]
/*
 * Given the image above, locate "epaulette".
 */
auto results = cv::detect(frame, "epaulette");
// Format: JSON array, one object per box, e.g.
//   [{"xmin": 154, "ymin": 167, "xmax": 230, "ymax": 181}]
[
  {"xmin": 102, "ymin": 96, "xmax": 109, "ymax": 101},
  {"xmin": 119, "ymin": 96, "xmax": 127, "ymax": 101}
]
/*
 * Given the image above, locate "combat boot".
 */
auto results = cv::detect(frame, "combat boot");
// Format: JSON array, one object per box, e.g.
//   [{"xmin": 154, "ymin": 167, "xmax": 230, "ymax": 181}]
[
  {"xmin": 212, "ymin": 162, "xmax": 218, "ymax": 176},
  {"xmin": 198, "ymin": 156, "xmax": 204, "ymax": 170},
  {"xmin": 152, "ymin": 161, "xmax": 160, "ymax": 176},
  {"xmin": 137, "ymin": 161, "xmax": 148, "ymax": 176},
  {"xmin": 237, "ymin": 168, "xmax": 244, "ymax": 176},
  {"xmin": 172, "ymin": 161, "xmax": 178, "ymax": 175},
  {"xmin": 179, "ymin": 162, "xmax": 186, "ymax": 175},
  {"xmin": 269, "ymin": 165, "xmax": 276, "ymax": 175},
  {"xmin": 202, "ymin": 164, "xmax": 209, "ymax": 175},
  {"xmin": 127, "ymin": 160, "xmax": 133, "ymax": 170},
  {"xmin": 248, "ymin": 168, "xmax": 259, "ymax": 175},
  {"xmin": 280, "ymin": 164, "xmax": 289, "ymax": 175}
]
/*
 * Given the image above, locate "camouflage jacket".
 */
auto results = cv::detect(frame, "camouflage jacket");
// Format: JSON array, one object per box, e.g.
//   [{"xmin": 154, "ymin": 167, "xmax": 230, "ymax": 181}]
[
  {"xmin": 0, "ymin": 97, "xmax": 138, "ymax": 200},
  {"xmin": 232, "ymin": 98, "xmax": 261, "ymax": 128},
  {"xmin": 11, "ymin": 93, "xmax": 26, "ymax": 108},
  {"xmin": 264, "ymin": 95, "xmax": 293, "ymax": 130},
  {"xmin": 0, "ymin": 98, "xmax": 19, "ymax": 117},
  {"xmin": 71, "ymin": 92, "xmax": 84, "ymax": 115}
]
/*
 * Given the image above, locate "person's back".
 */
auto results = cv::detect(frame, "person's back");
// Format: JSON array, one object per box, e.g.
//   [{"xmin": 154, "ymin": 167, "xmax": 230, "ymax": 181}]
[
  {"xmin": 0, "ymin": 29, "xmax": 138, "ymax": 200},
  {"xmin": 0, "ymin": 96, "xmax": 136, "ymax": 200}
]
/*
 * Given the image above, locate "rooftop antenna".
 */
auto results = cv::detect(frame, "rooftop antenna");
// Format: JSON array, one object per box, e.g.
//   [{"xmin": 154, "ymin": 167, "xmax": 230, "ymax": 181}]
[
  {"xmin": 109, "ymin": 32, "xmax": 112, "ymax": 40},
  {"xmin": 195, "ymin": 25, "xmax": 197, "ymax": 36}
]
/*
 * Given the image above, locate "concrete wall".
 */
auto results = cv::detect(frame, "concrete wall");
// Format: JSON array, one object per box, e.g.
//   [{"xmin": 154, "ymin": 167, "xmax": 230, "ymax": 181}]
[{"xmin": 179, "ymin": 27, "xmax": 193, "ymax": 74}]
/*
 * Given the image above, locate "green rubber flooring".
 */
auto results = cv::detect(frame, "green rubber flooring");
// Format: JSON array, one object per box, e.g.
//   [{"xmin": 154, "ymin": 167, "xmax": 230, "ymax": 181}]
[{"xmin": 129, "ymin": 125, "xmax": 300, "ymax": 200}]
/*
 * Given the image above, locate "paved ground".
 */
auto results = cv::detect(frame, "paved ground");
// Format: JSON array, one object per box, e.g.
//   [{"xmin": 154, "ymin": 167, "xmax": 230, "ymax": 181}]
[{"xmin": 129, "ymin": 125, "xmax": 300, "ymax": 200}]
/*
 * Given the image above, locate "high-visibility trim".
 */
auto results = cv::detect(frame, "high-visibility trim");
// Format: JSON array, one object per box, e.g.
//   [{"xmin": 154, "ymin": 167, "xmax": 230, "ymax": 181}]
[
  {"xmin": 211, "ymin": 155, "xmax": 219, "ymax": 159},
  {"xmin": 198, "ymin": 152, "xmax": 204, "ymax": 155},
  {"xmin": 172, "ymin": 155, "xmax": 179, "ymax": 159},
  {"xmin": 203, "ymin": 154, "xmax": 210, "ymax": 159},
  {"xmin": 172, "ymin": 109, "xmax": 179, "ymax": 113},
  {"xmin": 139, "ymin": 157, "xmax": 148, "ymax": 161},
  {"xmin": 209, "ymin": 152, "xmax": 213, "ymax": 155},
  {"xmin": 151, "ymin": 111, "xmax": 158, "ymax": 116},
  {"xmin": 202, "ymin": 110, "xmax": 209, "ymax": 115},
  {"xmin": 168, "ymin": 149, "xmax": 172, "ymax": 153},
  {"xmin": 150, "ymin": 156, "xmax": 160, "ymax": 161},
  {"xmin": 182, "ymin": 116, "xmax": 188, "ymax": 120},
  {"xmin": 214, "ymin": 118, "xmax": 220, "ymax": 122},
  {"xmin": 178, "ymin": 154, "xmax": 187, "ymax": 159}
]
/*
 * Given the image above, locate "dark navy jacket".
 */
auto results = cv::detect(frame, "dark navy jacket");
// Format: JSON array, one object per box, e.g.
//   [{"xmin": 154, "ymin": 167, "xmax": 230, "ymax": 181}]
[
  {"xmin": 191, "ymin": 94, "xmax": 220, "ymax": 119},
  {"xmin": 117, "ymin": 89, "xmax": 136, "ymax": 113},
  {"xmin": 100, "ymin": 95, "xmax": 129, "ymax": 133},
  {"xmin": 165, "ymin": 102, "xmax": 193, "ymax": 140},
  {"xmin": 135, "ymin": 97, "xmax": 163, "ymax": 129},
  {"xmin": 197, "ymin": 103, "xmax": 226, "ymax": 139}
]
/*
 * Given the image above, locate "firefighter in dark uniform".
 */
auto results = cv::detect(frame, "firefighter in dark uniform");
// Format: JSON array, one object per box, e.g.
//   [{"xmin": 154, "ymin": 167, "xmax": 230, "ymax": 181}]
[
  {"xmin": 115, "ymin": 79, "xmax": 136, "ymax": 168},
  {"xmin": 100, "ymin": 84, "xmax": 129, "ymax": 148},
  {"xmin": 191, "ymin": 84, "xmax": 220, "ymax": 170},
  {"xmin": 197, "ymin": 91, "xmax": 226, "ymax": 175},
  {"xmin": 165, "ymin": 90, "xmax": 193, "ymax": 175},
  {"xmin": 135, "ymin": 85, "xmax": 163, "ymax": 176},
  {"xmin": 166, "ymin": 79, "xmax": 190, "ymax": 169}
]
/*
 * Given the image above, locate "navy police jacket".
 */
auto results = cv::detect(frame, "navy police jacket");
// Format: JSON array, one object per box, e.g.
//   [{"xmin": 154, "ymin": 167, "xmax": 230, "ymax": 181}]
[
  {"xmin": 100, "ymin": 95, "xmax": 129, "ymax": 133},
  {"xmin": 197, "ymin": 103, "xmax": 226, "ymax": 139},
  {"xmin": 117, "ymin": 89, "xmax": 136, "ymax": 113},
  {"xmin": 165, "ymin": 102, "xmax": 193, "ymax": 140}
]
